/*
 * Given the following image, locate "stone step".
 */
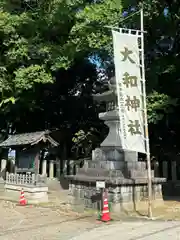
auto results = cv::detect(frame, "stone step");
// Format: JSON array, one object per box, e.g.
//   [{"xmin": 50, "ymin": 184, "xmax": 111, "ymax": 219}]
[
  {"xmin": 125, "ymin": 162, "xmax": 146, "ymax": 171},
  {"xmin": 86, "ymin": 160, "xmax": 125, "ymax": 170},
  {"xmin": 77, "ymin": 168, "xmax": 124, "ymax": 178},
  {"xmin": 128, "ymin": 170, "xmax": 154, "ymax": 178}
]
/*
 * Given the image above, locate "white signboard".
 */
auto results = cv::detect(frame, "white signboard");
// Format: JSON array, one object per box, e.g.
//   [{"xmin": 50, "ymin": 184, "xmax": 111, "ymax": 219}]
[
  {"xmin": 96, "ymin": 181, "xmax": 105, "ymax": 189},
  {"xmin": 112, "ymin": 30, "xmax": 146, "ymax": 153}
]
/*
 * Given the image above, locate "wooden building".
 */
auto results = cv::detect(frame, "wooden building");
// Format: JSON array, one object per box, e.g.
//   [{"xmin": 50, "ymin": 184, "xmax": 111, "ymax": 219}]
[{"xmin": 0, "ymin": 130, "xmax": 59, "ymax": 177}]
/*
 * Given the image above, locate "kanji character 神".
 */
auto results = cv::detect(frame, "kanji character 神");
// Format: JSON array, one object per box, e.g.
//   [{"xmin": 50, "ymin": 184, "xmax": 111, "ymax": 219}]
[{"xmin": 125, "ymin": 96, "xmax": 140, "ymax": 112}]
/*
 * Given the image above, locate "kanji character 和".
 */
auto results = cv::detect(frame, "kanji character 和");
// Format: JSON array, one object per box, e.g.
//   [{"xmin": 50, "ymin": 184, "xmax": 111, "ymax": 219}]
[{"xmin": 123, "ymin": 72, "xmax": 138, "ymax": 88}]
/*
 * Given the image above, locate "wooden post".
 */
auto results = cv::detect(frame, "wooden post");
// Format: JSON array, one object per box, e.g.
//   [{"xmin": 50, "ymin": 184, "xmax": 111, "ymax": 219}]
[
  {"xmin": 140, "ymin": 7, "xmax": 152, "ymax": 218},
  {"xmin": 172, "ymin": 161, "xmax": 177, "ymax": 181},
  {"xmin": 49, "ymin": 160, "xmax": 54, "ymax": 178},
  {"xmin": 34, "ymin": 152, "xmax": 40, "ymax": 184},
  {"xmin": 42, "ymin": 159, "xmax": 47, "ymax": 176}
]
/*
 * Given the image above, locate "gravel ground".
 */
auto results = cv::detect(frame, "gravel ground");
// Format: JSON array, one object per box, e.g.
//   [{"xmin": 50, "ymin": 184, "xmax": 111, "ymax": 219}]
[
  {"xmin": 2, "ymin": 196, "xmax": 180, "ymax": 239},
  {"xmin": 0, "ymin": 200, "xmax": 99, "ymax": 240}
]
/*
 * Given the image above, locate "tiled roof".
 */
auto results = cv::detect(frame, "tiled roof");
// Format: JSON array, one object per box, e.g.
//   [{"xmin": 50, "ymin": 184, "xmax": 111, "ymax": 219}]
[{"xmin": 0, "ymin": 130, "xmax": 59, "ymax": 147}]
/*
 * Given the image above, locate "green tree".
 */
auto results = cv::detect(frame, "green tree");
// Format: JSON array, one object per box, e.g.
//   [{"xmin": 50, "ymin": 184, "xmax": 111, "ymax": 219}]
[
  {"xmin": 0, "ymin": 0, "xmax": 122, "ymax": 137},
  {"xmin": 1, "ymin": 0, "xmax": 180, "ymax": 160}
]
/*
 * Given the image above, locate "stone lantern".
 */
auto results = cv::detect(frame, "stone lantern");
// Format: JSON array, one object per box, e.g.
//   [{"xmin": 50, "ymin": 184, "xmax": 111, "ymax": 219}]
[{"xmin": 65, "ymin": 76, "xmax": 166, "ymax": 211}]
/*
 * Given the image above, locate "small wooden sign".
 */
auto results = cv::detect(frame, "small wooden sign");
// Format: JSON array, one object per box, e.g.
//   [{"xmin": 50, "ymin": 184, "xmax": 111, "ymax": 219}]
[{"xmin": 96, "ymin": 181, "xmax": 105, "ymax": 189}]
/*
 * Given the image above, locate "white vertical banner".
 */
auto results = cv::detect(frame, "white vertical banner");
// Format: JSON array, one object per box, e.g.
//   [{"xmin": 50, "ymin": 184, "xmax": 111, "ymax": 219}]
[{"xmin": 112, "ymin": 30, "xmax": 146, "ymax": 153}]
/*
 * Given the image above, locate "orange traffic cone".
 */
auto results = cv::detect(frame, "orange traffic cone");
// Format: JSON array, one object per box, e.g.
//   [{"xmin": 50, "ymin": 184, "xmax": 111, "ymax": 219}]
[
  {"xmin": 101, "ymin": 191, "xmax": 111, "ymax": 222},
  {"xmin": 19, "ymin": 189, "xmax": 27, "ymax": 206}
]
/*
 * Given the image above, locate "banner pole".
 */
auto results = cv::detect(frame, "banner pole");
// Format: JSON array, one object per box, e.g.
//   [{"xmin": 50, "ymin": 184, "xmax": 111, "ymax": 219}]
[{"xmin": 140, "ymin": 7, "xmax": 152, "ymax": 218}]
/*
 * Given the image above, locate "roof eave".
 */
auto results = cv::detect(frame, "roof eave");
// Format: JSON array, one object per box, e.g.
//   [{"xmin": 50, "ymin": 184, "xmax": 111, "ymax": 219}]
[{"xmin": 31, "ymin": 135, "xmax": 59, "ymax": 147}]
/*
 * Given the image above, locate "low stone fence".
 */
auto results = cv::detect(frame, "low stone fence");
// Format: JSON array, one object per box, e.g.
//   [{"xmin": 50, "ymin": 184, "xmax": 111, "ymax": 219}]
[
  {"xmin": 4, "ymin": 173, "xmax": 48, "ymax": 204},
  {"xmin": 6, "ymin": 172, "xmax": 47, "ymax": 185}
]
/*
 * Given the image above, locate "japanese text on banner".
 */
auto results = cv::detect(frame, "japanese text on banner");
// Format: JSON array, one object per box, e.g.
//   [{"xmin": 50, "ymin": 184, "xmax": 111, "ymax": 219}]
[{"xmin": 112, "ymin": 30, "xmax": 146, "ymax": 153}]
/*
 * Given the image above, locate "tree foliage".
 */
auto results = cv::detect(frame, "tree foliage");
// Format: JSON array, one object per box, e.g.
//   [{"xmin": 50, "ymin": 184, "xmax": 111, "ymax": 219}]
[
  {"xmin": 0, "ymin": 0, "xmax": 122, "ymax": 138},
  {"xmin": 147, "ymin": 91, "xmax": 177, "ymax": 124}
]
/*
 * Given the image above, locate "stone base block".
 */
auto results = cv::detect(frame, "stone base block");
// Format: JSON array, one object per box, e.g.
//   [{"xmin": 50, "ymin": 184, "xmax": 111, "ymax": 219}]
[
  {"xmin": 4, "ymin": 184, "xmax": 48, "ymax": 204},
  {"xmin": 68, "ymin": 179, "xmax": 164, "ymax": 212}
]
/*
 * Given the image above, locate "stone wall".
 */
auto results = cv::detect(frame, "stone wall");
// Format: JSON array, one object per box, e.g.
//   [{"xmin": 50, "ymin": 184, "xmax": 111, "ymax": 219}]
[{"xmin": 69, "ymin": 180, "xmax": 163, "ymax": 212}]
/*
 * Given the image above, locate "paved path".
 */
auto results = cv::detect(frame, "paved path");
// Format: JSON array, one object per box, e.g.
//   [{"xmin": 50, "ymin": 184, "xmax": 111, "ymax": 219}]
[{"xmin": 70, "ymin": 220, "xmax": 180, "ymax": 240}]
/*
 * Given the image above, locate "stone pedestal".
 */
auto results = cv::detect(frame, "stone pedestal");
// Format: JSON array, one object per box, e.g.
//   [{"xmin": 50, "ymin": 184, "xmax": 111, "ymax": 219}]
[
  {"xmin": 66, "ymin": 153, "xmax": 165, "ymax": 211},
  {"xmin": 65, "ymin": 113, "xmax": 166, "ymax": 211},
  {"xmin": 68, "ymin": 178, "xmax": 164, "ymax": 211}
]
